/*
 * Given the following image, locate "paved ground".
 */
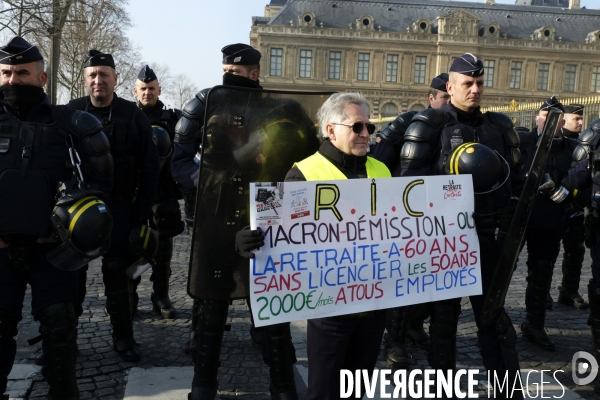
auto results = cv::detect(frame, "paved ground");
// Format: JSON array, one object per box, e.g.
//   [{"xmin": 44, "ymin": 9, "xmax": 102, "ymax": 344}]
[{"xmin": 6, "ymin": 226, "xmax": 600, "ymax": 399}]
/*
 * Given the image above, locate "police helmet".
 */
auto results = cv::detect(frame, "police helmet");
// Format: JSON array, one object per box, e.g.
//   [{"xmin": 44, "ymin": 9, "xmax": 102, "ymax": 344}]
[
  {"xmin": 151, "ymin": 122, "xmax": 172, "ymax": 170},
  {"xmin": 128, "ymin": 225, "xmax": 159, "ymax": 268},
  {"xmin": 47, "ymin": 191, "xmax": 113, "ymax": 271},
  {"xmin": 444, "ymin": 142, "xmax": 510, "ymax": 194}
]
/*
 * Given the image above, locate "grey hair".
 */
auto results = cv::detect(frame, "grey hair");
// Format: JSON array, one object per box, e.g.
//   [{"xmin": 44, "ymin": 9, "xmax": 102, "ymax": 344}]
[
  {"xmin": 36, "ymin": 60, "xmax": 45, "ymax": 73},
  {"xmin": 316, "ymin": 92, "xmax": 369, "ymax": 138}
]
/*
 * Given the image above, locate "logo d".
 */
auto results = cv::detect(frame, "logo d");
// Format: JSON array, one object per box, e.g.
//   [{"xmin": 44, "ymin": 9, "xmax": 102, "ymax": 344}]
[{"xmin": 572, "ymin": 351, "xmax": 599, "ymax": 385}]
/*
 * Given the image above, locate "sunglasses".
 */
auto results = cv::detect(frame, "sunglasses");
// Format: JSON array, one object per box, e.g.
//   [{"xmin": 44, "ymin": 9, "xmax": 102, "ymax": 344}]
[{"xmin": 332, "ymin": 122, "xmax": 376, "ymax": 135}]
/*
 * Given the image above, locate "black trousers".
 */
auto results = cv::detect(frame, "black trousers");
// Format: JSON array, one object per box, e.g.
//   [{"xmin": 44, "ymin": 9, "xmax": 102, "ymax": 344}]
[{"xmin": 306, "ymin": 311, "xmax": 386, "ymax": 400}]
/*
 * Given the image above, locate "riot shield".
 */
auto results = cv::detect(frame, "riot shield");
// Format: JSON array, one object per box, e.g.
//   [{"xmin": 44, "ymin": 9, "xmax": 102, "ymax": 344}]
[
  {"xmin": 188, "ymin": 86, "xmax": 333, "ymax": 300},
  {"xmin": 481, "ymin": 108, "xmax": 564, "ymax": 323}
]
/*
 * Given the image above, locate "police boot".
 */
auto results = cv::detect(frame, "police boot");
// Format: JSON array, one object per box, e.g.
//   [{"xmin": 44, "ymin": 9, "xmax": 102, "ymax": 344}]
[
  {"xmin": 187, "ymin": 299, "xmax": 201, "ymax": 356},
  {"xmin": 0, "ymin": 311, "xmax": 18, "ymax": 398},
  {"xmin": 546, "ymin": 292, "xmax": 553, "ymax": 311},
  {"xmin": 587, "ymin": 280, "xmax": 600, "ymax": 394},
  {"xmin": 266, "ymin": 323, "xmax": 298, "ymax": 400},
  {"xmin": 39, "ymin": 303, "xmax": 79, "ymax": 400},
  {"xmin": 102, "ymin": 260, "xmax": 141, "ymax": 362},
  {"xmin": 130, "ymin": 276, "xmax": 140, "ymax": 315},
  {"xmin": 384, "ymin": 307, "xmax": 409, "ymax": 369},
  {"xmin": 427, "ymin": 299, "xmax": 460, "ymax": 371},
  {"xmin": 522, "ymin": 261, "xmax": 555, "ymax": 351},
  {"xmin": 151, "ymin": 237, "xmax": 176, "ymax": 319},
  {"xmin": 558, "ymin": 238, "xmax": 588, "ymax": 309},
  {"xmin": 190, "ymin": 299, "xmax": 229, "ymax": 400}
]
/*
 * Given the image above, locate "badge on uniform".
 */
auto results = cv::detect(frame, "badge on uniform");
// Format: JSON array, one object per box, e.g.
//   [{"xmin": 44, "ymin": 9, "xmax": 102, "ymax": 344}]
[{"xmin": 450, "ymin": 129, "xmax": 463, "ymax": 150}]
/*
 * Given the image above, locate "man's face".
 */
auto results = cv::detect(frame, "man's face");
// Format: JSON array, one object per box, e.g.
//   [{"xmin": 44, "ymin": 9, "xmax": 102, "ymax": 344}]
[
  {"xmin": 222, "ymin": 64, "xmax": 259, "ymax": 81},
  {"xmin": 564, "ymin": 113, "xmax": 584, "ymax": 134},
  {"xmin": 84, "ymin": 65, "xmax": 118, "ymax": 101},
  {"xmin": 327, "ymin": 103, "xmax": 370, "ymax": 156},
  {"xmin": 0, "ymin": 62, "xmax": 47, "ymax": 87},
  {"xmin": 429, "ymin": 91, "xmax": 450, "ymax": 109},
  {"xmin": 134, "ymin": 80, "xmax": 161, "ymax": 107},
  {"xmin": 447, "ymin": 73, "xmax": 484, "ymax": 112}
]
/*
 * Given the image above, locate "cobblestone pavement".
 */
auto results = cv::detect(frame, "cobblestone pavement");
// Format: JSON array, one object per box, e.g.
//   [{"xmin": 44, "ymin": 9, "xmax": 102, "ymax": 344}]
[{"xmin": 10, "ymin": 227, "xmax": 600, "ymax": 399}]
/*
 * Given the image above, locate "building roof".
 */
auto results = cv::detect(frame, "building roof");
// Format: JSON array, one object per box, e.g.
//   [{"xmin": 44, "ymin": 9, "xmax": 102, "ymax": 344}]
[{"xmin": 265, "ymin": 0, "xmax": 600, "ymax": 42}]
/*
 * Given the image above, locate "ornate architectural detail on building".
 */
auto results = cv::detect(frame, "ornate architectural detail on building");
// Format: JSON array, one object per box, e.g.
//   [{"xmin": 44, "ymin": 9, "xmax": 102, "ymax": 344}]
[
  {"xmin": 534, "ymin": 26, "xmax": 556, "ymax": 41},
  {"xmin": 412, "ymin": 18, "xmax": 432, "ymax": 34},
  {"xmin": 356, "ymin": 15, "xmax": 375, "ymax": 30},
  {"xmin": 482, "ymin": 23, "xmax": 501, "ymax": 38},
  {"xmin": 298, "ymin": 12, "xmax": 317, "ymax": 27},
  {"xmin": 587, "ymin": 30, "xmax": 600, "ymax": 44},
  {"xmin": 508, "ymin": 99, "xmax": 519, "ymax": 112},
  {"xmin": 437, "ymin": 9, "xmax": 481, "ymax": 36}
]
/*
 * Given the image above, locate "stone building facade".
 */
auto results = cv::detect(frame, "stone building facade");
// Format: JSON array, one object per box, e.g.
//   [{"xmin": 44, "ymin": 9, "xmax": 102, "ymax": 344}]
[{"xmin": 250, "ymin": 0, "xmax": 600, "ymax": 119}]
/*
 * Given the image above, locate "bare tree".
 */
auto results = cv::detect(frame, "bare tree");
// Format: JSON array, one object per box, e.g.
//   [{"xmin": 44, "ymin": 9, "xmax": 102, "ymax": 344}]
[
  {"xmin": 169, "ymin": 73, "xmax": 198, "ymax": 110},
  {"xmin": 0, "ymin": 0, "xmax": 141, "ymax": 102}
]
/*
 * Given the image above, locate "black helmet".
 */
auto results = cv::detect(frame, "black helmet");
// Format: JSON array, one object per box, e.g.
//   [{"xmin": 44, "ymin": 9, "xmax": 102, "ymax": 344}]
[
  {"xmin": 47, "ymin": 189, "xmax": 113, "ymax": 271},
  {"xmin": 127, "ymin": 225, "xmax": 159, "ymax": 278},
  {"xmin": 152, "ymin": 122, "xmax": 172, "ymax": 170},
  {"xmin": 444, "ymin": 142, "xmax": 510, "ymax": 194}
]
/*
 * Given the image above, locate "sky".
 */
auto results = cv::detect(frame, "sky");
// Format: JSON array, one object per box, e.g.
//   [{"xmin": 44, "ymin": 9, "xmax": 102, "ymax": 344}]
[{"xmin": 124, "ymin": 0, "xmax": 599, "ymax": 92}]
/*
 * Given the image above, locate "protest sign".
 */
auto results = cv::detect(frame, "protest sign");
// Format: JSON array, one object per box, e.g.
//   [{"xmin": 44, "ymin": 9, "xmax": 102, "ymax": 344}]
[{"xmin": 249, "ymin": 175, "xmax": 481, "ymax": 327}]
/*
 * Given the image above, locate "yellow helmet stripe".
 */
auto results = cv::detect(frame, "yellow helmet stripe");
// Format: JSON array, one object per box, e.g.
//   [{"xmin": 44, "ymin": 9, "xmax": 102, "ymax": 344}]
[
  {"xmin": 68, "ymin": 199, "xmax": 104, "ymax": 238},
  {"xmin": 449, "ymin": 143, "xmax": 473, "ymax": 174},
  {"xmin": 143, "ymin": 226, "xmax": 151, "ymax": 250},
  {"xmin": 67, "ymin": 196, "xmax": 96, "ymax": 214}
]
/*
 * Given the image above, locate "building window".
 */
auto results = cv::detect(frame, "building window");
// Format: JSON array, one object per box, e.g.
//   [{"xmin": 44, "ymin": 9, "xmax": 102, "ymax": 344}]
[
  {"xmin": 329, "ymin": 51, "xmax": 341, "ymax": 80},
  {"xmin": 270, "ymin": 48, "xmax": 283, "ymax": 77},
  {"xmin": 357, "ymin": 53, "xmax": 370, "ymax": 81},
  {"xmin": 414, "ymin": 56, "xmax": 426, "ymax": 84},
  {"xmin": 537, "ymin": 63, "xmax": 550, "ymax": 91},
  {"xmin": 592, "ymin": 66, "xmax": 600, "ymax": 92},
  {"xmin": 564, "ymin": 64, "xmax": 577, "ymax": 92},
  {"xmin": 386, "ymin": 54, "xmax": 399, "ymax": 82},
  {"xmin": 509, "ymin": 61, "xmax": 522, "ymax": 89},
  {"xmin": 483, "ymin": 60, "xmax": 495, "ymax": 88},
  {"xmin": 299, "ymin": 50, "xmax": 312, "ymax": 78},
  {"xmin": 380, "ymin": 103, "xmax": 398, "ymax": 118}
]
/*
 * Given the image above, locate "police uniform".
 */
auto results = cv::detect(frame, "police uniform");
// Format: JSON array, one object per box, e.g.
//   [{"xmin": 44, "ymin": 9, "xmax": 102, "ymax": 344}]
[
  {"xmin": 398, "ymin": 54, "xmax": 522, "ymax": 399},
  {"xmin": 0, "ymin": 37, "xmax": 113, "ymax": 399},
  {"xmin": 69, "ymin": 50, "xmax": 160, "ymax": 362},
  {"xmin": 133, "ymin": 65, "xmax": 184, "ymax": 319},
  {"xmin": 373, "ymin": 73, "xmax": 450, "ymax": 367},
  {"xmin": 555, "ymin": 104, "xmax": 588, "ymax": 310},
  {"xmin": 172, "ymin": 44, "xmax": 300, "ymax": 400},
  {"xmin": 518, "ymin": 97, "xmax": 579, "ymax": 351},
  {"xmin": 561, "ymin": 117, "xmax": 600, "ymax": 394},
  {"xmin": 284, "ymin": 138, "xmax": 390, "ymax": 400}
]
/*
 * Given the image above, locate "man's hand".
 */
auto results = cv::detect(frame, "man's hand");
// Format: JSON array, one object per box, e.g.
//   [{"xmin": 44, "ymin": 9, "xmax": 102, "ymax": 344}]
[
  {"xmin": 0, "ymin": 237, "xmax": 8, "ymax": 249},
  {"xmin": 235, "ymin": 228, "xmax": 264, "ymax": 259},
  {"xmin": 538, "ymin": 173, "xmax": 556, "ymax": 195}
]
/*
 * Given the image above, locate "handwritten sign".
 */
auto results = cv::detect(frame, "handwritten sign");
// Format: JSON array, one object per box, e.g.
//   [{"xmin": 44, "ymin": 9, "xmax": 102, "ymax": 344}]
[{"xmin": 249, "ymin": 176, "xmax": 481, "ymax": 327}]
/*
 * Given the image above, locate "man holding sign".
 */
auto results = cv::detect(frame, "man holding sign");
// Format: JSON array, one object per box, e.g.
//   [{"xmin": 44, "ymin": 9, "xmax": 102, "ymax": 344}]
[
  {"xmin": 398, "ymin": 54, "xmax": 522, "ymax": 399},
  {"xmin": 238, "ymin": 93, "xmax": 391, "ymax": 400}
]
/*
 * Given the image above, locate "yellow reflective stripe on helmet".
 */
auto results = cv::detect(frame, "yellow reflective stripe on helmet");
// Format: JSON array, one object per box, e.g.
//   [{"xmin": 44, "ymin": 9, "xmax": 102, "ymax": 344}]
[
  {"xmin": 67, "ymin": 196, "xmax": 96, "ymax": 213},
  {"xmin": 450, "ymin": 143, "xmax": 474, "ymax": 174},
  {"xmin": 140, "ymin": 225, "xmax": 146, "ymax": 238},
  {"xmin": 68, "ymin": 199, "xmax": 103, "ymax": 238},
  {"xmin": 143, "ymin": 226, "xmax": 151, "ymax": 250},
  {"xmin": 574, "ymin": 189, "xmax": 578, "ymax": 197}
]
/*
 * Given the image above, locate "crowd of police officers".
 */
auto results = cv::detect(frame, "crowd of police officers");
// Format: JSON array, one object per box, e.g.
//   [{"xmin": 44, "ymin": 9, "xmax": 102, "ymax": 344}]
[{"xmin": 2, "ymin": 33, "xmax": 600, "ymax": 400}]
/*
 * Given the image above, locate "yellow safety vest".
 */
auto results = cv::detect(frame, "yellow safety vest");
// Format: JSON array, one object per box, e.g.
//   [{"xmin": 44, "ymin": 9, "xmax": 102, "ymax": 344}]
[{"xmin": 295, "ymin": 152, "xmax": 391, "ymax": 181}]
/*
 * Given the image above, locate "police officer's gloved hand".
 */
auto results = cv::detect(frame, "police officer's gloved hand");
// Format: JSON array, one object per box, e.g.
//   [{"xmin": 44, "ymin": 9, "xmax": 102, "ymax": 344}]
[
  {"xmin": 472, "ymin": 213, "xmax": 496, "ymax": 237},
  {"xmin": 539, "ymin": 173, "xmax": 570, "ymax": 203},
  {"xmin": 235, "ymin": 227, "xmax": 264, "ymax": 259},
  {"xmin": 152, "ymin": 198, "xmax": 185, "ymax": 238}
]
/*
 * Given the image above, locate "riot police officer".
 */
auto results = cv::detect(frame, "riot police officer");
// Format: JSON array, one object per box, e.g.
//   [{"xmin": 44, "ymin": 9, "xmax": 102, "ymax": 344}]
[
  {"xmin": 132, "ymin": 65, "xmax": 184, "ymax": 319},
  {"xmin": 561, "ymin": 117, "xmax": 600, "ymax": 393},
  {"xmin": 398, "ymin": 54, "xmax": 522, "ymax": 399},
  {"xmin": 518, "ymin": 97, "xmax": 578, "ymax": 351},
  {"xmin": 172, "ymin": 44, "xmax": 299, "ymax": 400},
  {"xmin": 373, "ymin": 73, "xmax": 450, "ymax": 369},
  {"xmin": 69, "ymin": 50, "xmax": 160, "ymax": 362},
  {"xmin": 0, "ymin": 37, "xmax": 113, "ymax": 399},
  {"xmin": 555, "ymin": 104, "xmax": 588, "ymax": 309}
]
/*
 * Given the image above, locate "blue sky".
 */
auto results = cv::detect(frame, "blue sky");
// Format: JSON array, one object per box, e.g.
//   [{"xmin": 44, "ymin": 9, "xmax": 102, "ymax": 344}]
[{"xmin": 125, "ymin": 0, "xmax": 598, "ymax": 92}]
